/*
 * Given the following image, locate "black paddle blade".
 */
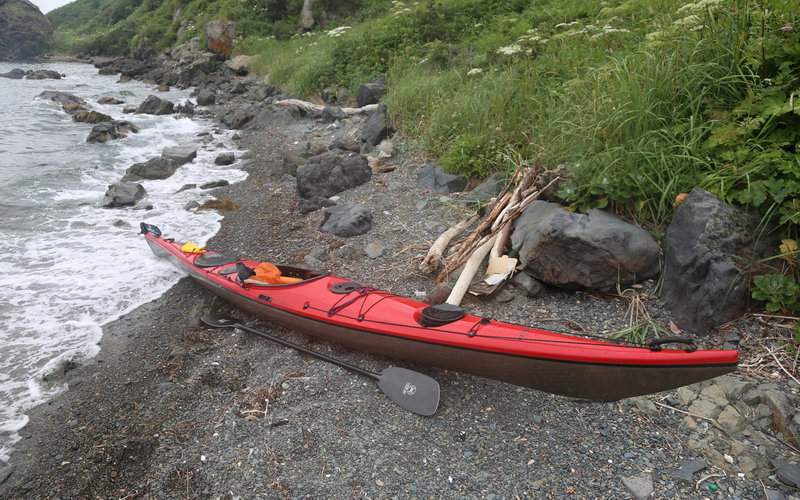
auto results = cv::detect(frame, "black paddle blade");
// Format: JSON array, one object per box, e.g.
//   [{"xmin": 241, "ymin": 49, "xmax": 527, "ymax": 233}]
[
  {"xmin": 201, "ymin": 315, "xmax": 239, "ymax": 328},
  {"xmin": 377, "ymin": 367, "xmax": 440, "ymax": 416}
]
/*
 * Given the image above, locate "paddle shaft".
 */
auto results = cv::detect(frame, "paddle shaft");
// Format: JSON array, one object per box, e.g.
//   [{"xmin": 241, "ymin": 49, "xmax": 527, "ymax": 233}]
[{"xmin": 230, "ymin": 322, "xmax": 379, "ymax": 381}]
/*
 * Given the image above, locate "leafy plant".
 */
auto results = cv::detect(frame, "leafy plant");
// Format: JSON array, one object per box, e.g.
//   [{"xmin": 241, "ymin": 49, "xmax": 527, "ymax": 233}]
[{"xmin": 751, "ymin": 273, "xmax": 800, "ymax": 312}]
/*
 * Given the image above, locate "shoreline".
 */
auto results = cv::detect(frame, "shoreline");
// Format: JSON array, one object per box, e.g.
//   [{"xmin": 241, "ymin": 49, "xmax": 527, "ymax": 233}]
[{"xmin": 1, "ymin": 63, "xmax": 797, "ymax": 499}]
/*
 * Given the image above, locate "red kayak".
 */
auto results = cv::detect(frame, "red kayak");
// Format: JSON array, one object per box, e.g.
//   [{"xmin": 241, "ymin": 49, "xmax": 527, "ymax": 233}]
[{"xmin": 141, "ymin": 223, "xmax": 738, "ymax": 401}]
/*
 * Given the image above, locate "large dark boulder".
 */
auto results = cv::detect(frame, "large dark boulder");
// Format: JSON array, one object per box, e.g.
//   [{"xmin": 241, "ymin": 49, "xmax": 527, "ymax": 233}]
[
  {"xmin": 661, "ymin": 189, "xmax": 778, "ymax": 334},
  {"xmin": 121, "ymin": 157, "xmax": 179, "ymax": 181},
  {"xmin": 356, "ymin": 75, "xmax": 387, "ymax": 107},
  {"xmin": 136, "ymin": 95, "xmax": 175, "ymax": 115},
  {"xmin": 319, "ymin": 204, "xmax": 373, "ymax": 237},
  {"xmin": 296, "ymin": 149, "xmax": 371, "ymax": 199},
  {"xmin": 25, "ymin": 69, "xmax": 61, "ymax": 79},
  {"xmin": 101, "ymin": 183, "xmax": 145, "ymax": 208},
  {"xmin": 0, "ymin": 0, "xmax": 52, "ymax": 61},
  {"xmin": 86, "ymin": 121, "xmax": 139, "ymax": 143},
  {"xmin": 511, "ymin": 201, "xmax": 661, "ymax": 291},
  {"xmin": 361, "ymin": 102, "xmax": 391, "ymax": 146}
]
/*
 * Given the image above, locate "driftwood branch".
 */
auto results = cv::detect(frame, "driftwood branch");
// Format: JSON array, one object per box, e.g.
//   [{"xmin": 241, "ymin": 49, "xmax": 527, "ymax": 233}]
[
  {"xmin": 445, "ymin": 235, "xmax": 497, "ymax": 305},
  {"xmin": 419, "ymin": 215, "xmax": 479, "ymax": 274},
  {"xmin": 275, "ymin": 99, "xmax": 379, "ymax": 115}
]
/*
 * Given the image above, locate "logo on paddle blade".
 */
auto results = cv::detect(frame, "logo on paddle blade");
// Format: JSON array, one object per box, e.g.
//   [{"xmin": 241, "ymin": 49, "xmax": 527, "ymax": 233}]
[{"xmin": 402, "ymin": 382, "xmax": 417, "ymax": 396}]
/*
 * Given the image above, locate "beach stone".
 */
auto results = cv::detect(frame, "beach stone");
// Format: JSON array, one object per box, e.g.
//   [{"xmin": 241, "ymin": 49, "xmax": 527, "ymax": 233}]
[
  {"xmin": 26, "ymin": 69, "xmax": 62, "ymax": 80},
  {"xmin": 322, "ymin": 107, "xmax": 349, "ymax": 123},
  {"xmin": 356, "ymin": 75, "xmax": 386, "ymax": 107},
  {"xmin": 361, "ymin": 102, "xmax": 391, "ymax": 146},
  {"xmin": 175, "ymin": 100, "xmax": 195, "ymax": 116},
  {"xmin": 97, "ymin": 97, "xmax": 124, "ymax": 105},
  {"xmin": 282, "ymin": 150, "xmax": 307, "ymax": 176},
  {"xmin": 122, "ymin": 157, "xmax": 179, "ymax": 181},
  {"xmin": 511, "ymin": 201, "xmax": 660, "ymax": 291},
  {"xmin": 0, "ymin": 463, "xmax": 16, "ymax": 485},
  {"xmin": 319, "ymin": 204, "xmax": 373, "ymax": 237},
  {"xmin": 136, "ymin": 95, "xmax": 175, "ymax": 115},
  {"xmin": 196, "ymin": 89, "xmax": 216, "ymax": 106},
  {"xmin": 297, "ymin": 196, "xmax": 336, "ymax": 214},
  {"xmin": 669, "ymin": 459, "xmax": 708, "ymax": 483},
  {"xmin": 200, "ymin": 180, "xmax": 229, "ymax": 189},
  {"xmin": 661, "ymin": 188, "xmax": 778, "ymax": 334},
  {"xmin": 775, "ymin": 460, "xmax": 800, "ymax": 488},
  {"xmin": 214, "ymin": 152, "xmax": 236, "ymax": 165},
  {"xmin": 416, "ymin": 164, "xmax": 468, "ymax": 194},
  {"xmin": 717, "ymin": 406, "xmax": 748, "ymax": 434},
  {"xmin": 364, "ymin": 242, "xmax": 385, "ymax": 259},
  {"xmin": 621, "ymin": 474, "xmax": 653, "ymax": 499},
  {"xmin": 101, "ymin": 183, "xmax": 146, "ymax": 207},
  {"xmin": 0, "ymin": 68, "xmax": 28, "ymax": 79},
  {"xmin": 72, "ymin": 111, "xmax": 112, "ymax": 124},
  {"xmin": 162, "ymin": 146, "xmax": 197, "ymax": 165},
  {"xmin": 296, "ymin": 149, "xmax": 371, "ymax": 199},
  {"xmin": 86, "ymin": 121, "xmax": 139, "ymax": 142},
  {"xmin": 462, "ymin": 172, "xmax": 506, "ymax": 206},
  {"xmin": 226, "ymin": 54, "xmax": 259, "ymax": 75},
  {"xmin": 510, "ymin": 271, "xmax": 545, "ymax": 297}
]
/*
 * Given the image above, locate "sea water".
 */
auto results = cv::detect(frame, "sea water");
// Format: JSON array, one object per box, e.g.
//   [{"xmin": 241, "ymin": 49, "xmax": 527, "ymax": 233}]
[{"xmin": 0, "ymin": 61, "xmax": 248, "ymax": 462}]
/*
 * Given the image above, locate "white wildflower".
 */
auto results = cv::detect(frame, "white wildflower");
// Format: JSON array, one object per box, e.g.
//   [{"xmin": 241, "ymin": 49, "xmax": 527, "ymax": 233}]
[
  {"xmin": 497, "ymin": 44, "xmax": 523, "ymax": 55},
  {"xmin": 467, "ymin": 68, "xmax": 483, "ymax": 75},
  {"xmin": 326, "ymin": 26, "xmax": 352, "ymax": 37},
  {"xmin": 555, "ymin": 21, "xmax": 579, "ymax": 29}
]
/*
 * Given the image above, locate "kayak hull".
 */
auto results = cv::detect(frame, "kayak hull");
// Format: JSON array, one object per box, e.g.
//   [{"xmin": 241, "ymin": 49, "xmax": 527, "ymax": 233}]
[{"xmin": 143, "ymin": 227, "xmax": 738, "ymax": 401}]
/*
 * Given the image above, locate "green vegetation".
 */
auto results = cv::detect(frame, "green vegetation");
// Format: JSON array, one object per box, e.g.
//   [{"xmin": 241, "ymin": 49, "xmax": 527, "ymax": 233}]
[{"xmin": 48, "ymin": 0, "xmax": 800, "ymax": 313}]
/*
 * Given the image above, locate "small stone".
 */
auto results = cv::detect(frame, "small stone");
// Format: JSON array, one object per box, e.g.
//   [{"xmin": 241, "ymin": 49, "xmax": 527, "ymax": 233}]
[
  {"xmin": 364, "ymin": 242, "xmax": 385, "ymax": 259},
  {"xmin": 621, "ymin": 474, "xmax": 654, "ymax": 500},
  {"xmin": 669, "ymin": 459, "xmax": 707, "ymax": 483}
]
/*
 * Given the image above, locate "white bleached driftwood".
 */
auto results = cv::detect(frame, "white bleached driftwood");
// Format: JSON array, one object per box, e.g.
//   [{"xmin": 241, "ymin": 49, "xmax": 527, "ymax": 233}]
[{"xmin": 275, "ymin": 99, "xmax": 379, "ymax": 115}]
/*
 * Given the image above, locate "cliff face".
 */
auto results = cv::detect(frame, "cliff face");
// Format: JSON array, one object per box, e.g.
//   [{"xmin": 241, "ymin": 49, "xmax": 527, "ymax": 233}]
[{"xmin": 0, "ymin": 0, "xmax": 53, "ymax": 60}]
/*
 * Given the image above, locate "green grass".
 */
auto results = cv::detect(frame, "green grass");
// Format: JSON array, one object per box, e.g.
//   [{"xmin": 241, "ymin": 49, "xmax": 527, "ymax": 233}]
[{"xmin": 48, "ymin": 0, "xmax": 800, "ymax": 239}]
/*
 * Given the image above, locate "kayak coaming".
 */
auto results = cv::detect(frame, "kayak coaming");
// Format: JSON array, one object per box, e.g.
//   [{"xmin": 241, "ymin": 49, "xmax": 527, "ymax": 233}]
[{"xmin": 144, "ymin": 231, "xmax": 738, "ymax": 401}]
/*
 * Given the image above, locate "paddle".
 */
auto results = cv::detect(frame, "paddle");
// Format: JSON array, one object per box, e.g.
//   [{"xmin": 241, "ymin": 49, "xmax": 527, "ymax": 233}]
[{"xmin": 200, "ymin": 315, "xmax": 440, "ymax": 416}]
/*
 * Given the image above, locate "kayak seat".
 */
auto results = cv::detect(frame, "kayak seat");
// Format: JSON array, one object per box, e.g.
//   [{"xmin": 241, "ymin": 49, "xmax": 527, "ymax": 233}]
[
  {"xmin": 237, "ymin": 261, "xmax": 321, "ymax": 285},
  {"xmin": 194, "ymin": 253, "xmax": 238, "ymax": 268},
  {"xmin": 419, "ymin": 304, "xmax": 466, "ymax": 327}
]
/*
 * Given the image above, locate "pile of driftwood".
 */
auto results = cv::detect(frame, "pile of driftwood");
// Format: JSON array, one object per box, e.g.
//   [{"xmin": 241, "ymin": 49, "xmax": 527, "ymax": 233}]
[{"xmin": 418, "ymin": 165, "xmax": 559, "ymax": 306}]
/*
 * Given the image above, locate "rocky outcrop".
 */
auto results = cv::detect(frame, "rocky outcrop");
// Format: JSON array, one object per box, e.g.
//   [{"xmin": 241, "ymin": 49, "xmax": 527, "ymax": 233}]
[
  {"xmin": 661, "ymin": 189, "xmax": 778, "ymax": 334},
  {"xmin": 135, "ymin": 95, "xmax": 175, "ymax": 115},
  {"xmin": 86, "ymin": 121, "xmax": 139, "ymax": 143},
  {"xmin": 205, "ymin": 20, "xmax": 236, "ymax": 59},
  {"xmin": 1, "ymin": 68, "xmax": 61, "ymax": 79},
  {"xmin": 511, "ymin": 201, "xmax": 661, "ymax": 291},
  {"xmin": 0, "ymin": 0, "xmax": 52, "ymax": 60}
]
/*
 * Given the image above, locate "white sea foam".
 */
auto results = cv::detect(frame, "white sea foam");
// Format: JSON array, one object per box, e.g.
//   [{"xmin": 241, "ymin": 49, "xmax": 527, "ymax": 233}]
[{"xmin": 0, "ymin": 61, "xmax": 247, "ymax": 462}]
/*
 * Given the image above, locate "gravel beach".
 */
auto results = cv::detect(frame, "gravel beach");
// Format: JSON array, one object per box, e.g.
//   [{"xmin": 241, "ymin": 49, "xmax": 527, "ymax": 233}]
[{"xmin": 1, "ymin": 97, "xmax": 797, "ymax": 500}]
